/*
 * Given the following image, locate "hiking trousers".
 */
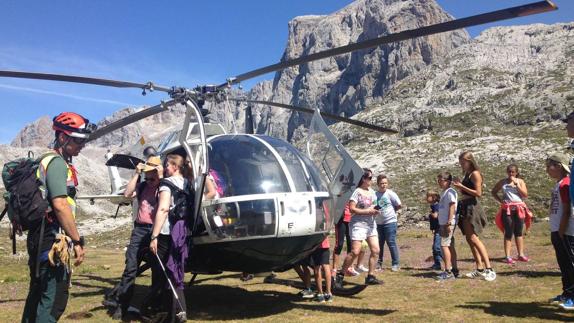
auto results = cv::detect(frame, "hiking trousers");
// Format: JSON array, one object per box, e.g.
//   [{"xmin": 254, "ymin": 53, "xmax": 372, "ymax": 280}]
[
  {"xmin": 22, "ymin": 261, "xmax": 69, "ymax": 323},
  {"xmin": 115, "ymin": 223, "xmax": 152, "ymax": 309}
]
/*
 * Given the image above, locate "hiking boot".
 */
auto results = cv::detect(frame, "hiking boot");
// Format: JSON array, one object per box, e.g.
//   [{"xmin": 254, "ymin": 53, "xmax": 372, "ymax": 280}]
[
  {"xmin": 483, "ymin": 268, "xmax": 497, "ymax": 282},
  {"xmin": 365, "ymin": 274, "xmax": 382, "ymax": 285},
  {"xmin": 346, "ymin": 267, "xmax": 360, "ymax": 276},
  {"xmin": 504, "ymin": 257, "xmax": 515, "ymax": 265},
  {"xmin": 314, "ymin": 293, "xmax": 325, "ymax": 303},
  {"xmin": 356, "ymin": 264, "xmax": 369, "ymax": 273},
  {"xmin": 551, "ymin": 295, "xmax": 567, "ymax": 304},
  {"xmin": 298, "ymin": 288, "xmax": 315, "ymax": 299},
  {"xmin": 465, "ymin": 269, "xmax": 483, "ymax": 279},
  {"xmin": 436, "ymin": 271, "xmax": 455, "ymax": 281},
  {"xmin": 560, "ymin": 298, "xmax": 574, "ymax": 311},
  {"xmin": 324, "ymin": 293, "xmax": 333, "ymax": 302},
  {"xmin": 516, "ymin": 255, "xmax": 530, "ymax": 262},
  {"xmin": 391, "ymin": 265, "xmax": 400, "ymax": 272}
]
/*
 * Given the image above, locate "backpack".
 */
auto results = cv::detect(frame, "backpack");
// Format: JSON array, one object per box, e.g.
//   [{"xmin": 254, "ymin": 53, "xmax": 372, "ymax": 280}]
[
  {"xmin": 160, "ymin": 178, "xmax": 195, "ymax": 223},
  {"xmin": 1, "ymin": 152, "xmax": 58, "ymax": 232}
]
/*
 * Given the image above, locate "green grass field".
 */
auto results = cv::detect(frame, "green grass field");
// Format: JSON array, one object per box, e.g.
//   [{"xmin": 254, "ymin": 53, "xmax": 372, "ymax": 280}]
[{"xmin": 1, "ymin": 221, "xmax": 573, "ymax": 322}]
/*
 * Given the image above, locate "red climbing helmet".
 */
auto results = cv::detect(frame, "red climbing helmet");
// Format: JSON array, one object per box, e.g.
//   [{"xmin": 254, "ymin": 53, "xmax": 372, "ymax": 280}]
[{"xmin": 52, "ymin": 112, "xmax": 97, "ymax": 138}]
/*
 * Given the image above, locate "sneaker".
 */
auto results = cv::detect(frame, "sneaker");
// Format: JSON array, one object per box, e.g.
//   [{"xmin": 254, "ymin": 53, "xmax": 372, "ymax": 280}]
[
  {"xmin": 483, "ymin": 268, "xmax": 497, "ymax": 281},
  {"xmin": 346, "ymin": 267, "xmax": 360, "ymax": 277},
  {"xmin": 314, "ymin": 293, "xmax": 325, "ymax": 303},
  {"xmin": 560, "ymin": 298, "xmax": 574, "ymax": 310},
  {"xmin": 356, "ymin": 265, "xmax": 369, "ymax": 273},
  {"xmin": 375, "ymin": 263, "xmax": 384, "ymax": 272},
  {"xmin": 324, "ymin": 293, "xmax": 333, "ymax": 302},
  {"xmin": 391, "ymin": 265, "xmax": 400, "ymax": 272},
  {"xmin": 298, "ymin": 288, "xmax": 314, "ymax": 299},
  {"xmin": 365, "ymin": 274, "xmax": 383, "ymax": 285},
  {"xmin": 465, "ymin": 269, "xmax": 483, "ymax": 279},
  {"xmin": 175, "ymin": 311, "xmax": 187, "ymax": 323},
  {"xmin": 504, "ymin": 257, "xmax": 516, "ymax": 265},
  {"xmin": 551, "ymin": 295, "xmax": 567, "ymax": 304},
  {"xmin": 436, "ymin": 271, "xmax": 455, "ymax": 281},
  {"xmin": 516, "ymin": 255, "xmax": 530, "ymax": 262},
  {"xmin": 102, "ymin": 298, "xmax": 119, "ymax": 309}
]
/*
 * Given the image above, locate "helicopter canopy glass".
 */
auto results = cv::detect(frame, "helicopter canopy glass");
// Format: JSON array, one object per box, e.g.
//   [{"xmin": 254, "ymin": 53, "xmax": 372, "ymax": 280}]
[
  {"xmin": 207, "ymin": 135, "xmax": 291, "ymax": 197},
  {"xmin": 258, "ymin": 136, "xmax": 327, "ymax": 193}
]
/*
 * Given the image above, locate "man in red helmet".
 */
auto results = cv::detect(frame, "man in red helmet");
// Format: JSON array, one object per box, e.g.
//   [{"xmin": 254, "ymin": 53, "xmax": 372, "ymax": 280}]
[{"xmin": 22, "ymin": 112, "xmax": 96, "ymax": 322}]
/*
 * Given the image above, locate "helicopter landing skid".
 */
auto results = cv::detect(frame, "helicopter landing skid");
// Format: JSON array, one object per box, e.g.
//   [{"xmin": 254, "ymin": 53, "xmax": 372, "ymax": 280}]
[{"xmin": 262, "ymin": 275, "xmax": 367, "ymax": 297}]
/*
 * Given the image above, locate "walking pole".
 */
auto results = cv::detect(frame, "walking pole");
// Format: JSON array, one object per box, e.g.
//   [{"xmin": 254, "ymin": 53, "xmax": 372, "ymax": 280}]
[{"xmin": 155, "ymin": 253, "xmax": 186, "ymax": 319}]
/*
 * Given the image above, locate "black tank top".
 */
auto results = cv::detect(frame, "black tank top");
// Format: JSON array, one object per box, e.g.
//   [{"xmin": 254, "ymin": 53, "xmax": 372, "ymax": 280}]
[{"xmin": 461, "ymin": 173, "xmax": 478, "ymax": 205}]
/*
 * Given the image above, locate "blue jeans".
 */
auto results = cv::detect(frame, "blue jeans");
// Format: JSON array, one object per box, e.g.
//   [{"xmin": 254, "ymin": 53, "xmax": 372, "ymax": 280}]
[
  {"xmin": 377, "ymin": 222, "xmax": 399, "ymax": 266},
  {"xmin": 432, "ymin": 230, "xmax": 443, "ymax": 266}
]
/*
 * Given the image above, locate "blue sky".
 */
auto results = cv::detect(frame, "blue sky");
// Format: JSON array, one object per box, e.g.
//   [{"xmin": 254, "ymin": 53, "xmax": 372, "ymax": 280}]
[{"xmin": 0, "ymin": 0, "xmax": 572, "ymax": 144}]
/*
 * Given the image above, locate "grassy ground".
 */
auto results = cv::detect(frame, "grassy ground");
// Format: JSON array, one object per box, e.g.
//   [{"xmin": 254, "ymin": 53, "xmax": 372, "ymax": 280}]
[{"xmin": 0, "ymin": 222, "xmax": 573, "ymax": 322}]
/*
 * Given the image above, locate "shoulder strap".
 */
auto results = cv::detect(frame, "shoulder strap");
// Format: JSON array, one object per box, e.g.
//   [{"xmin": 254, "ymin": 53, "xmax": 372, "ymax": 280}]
[{"xmin": 159, "ymin": 178, "xmax": 187, "ymax": 196}]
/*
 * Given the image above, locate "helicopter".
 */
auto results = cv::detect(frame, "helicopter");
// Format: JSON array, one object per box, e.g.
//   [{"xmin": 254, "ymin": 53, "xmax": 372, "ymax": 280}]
[{"xmin": 0, "ymin": 0, "xmax": 557, "ymax": 286}]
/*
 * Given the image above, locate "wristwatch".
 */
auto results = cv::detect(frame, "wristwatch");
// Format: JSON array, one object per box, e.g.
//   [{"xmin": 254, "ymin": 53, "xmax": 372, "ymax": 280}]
[{"xmin": 72, "ymin": 236, "xmax": 85, "ymax": 247}]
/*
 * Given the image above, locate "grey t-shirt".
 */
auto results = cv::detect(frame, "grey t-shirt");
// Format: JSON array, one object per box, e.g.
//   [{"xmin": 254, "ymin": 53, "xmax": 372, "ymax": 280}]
[{"xmin": 374, "ymin": 189, "xmax": 401, "ymax": 225}]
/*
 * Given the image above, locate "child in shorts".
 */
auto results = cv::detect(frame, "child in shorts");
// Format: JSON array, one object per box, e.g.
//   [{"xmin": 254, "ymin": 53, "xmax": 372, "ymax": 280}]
[
  {"xmin": 311, "ymin": 237, "xmax": 333, "ymax": 302},
  {"xmin": 436, "ymin": 172, "xmax": 459, "ymax": 280}
]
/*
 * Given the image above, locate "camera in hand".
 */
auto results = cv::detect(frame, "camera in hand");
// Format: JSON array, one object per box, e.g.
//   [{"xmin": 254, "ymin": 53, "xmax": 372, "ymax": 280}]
[{"xmin": 374, "ymin": 205, "xmax": 382, "ymax": 210}]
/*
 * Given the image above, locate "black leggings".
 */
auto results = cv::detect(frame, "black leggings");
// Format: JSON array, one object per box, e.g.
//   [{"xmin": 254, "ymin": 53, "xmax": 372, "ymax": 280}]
[
  {"xmin": 334, "ymin": 217, "xmax": 351, "ymax": 255},
  {"xmin": 503, "ymin": 208, "xmax": 524, "ymax": 240}
]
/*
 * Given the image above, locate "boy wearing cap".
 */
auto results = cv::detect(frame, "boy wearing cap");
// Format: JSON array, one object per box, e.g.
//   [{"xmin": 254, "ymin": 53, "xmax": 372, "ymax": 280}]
[
  {"xmin": 103, "ymin": 155, "xmax": 163, "ymax": 319},
  {"xmin": 545, "ymin": 153, "xmax": 574, "ymax": 310}
]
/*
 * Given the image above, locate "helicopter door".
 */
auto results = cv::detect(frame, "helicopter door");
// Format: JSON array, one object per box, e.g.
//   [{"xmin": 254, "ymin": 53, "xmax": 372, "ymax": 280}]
[{"xmin": 306, "ymin": 108, "xmax": 363, "ymax": 224}]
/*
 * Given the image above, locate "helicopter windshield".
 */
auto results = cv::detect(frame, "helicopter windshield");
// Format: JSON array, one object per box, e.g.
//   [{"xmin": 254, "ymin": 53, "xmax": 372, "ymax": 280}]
[
  {"xmin": 259, "ymin": 136, "xmax": 327, "ymax": 193},
  {"xmin": 208, "ymin": 135, "xmax": 290, "ymax": 197}
]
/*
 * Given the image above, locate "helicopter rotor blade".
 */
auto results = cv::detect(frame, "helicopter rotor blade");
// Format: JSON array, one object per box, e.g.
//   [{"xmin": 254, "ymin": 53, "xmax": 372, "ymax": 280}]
[
  {"xmin": 231, "ymin": 99, "xmax": 398, "ymax": 134},
  {"xmin": 220, "ymin": 0, "xmax": 556, "ymax": 87},
  {"xmin": 0, "ymin": 70, "xmax": 172, "ymax": 94},
  {"xmin": 88, "ymin": 99, "xmax": 177, "ymax": 142}
]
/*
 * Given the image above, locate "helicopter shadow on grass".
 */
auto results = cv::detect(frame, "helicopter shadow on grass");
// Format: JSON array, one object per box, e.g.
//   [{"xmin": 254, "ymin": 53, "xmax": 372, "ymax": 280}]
[
  {"xmin": 495, "ymin": 270, "xmax": 561, "ymax": 278},
  {"xmin": 187, "ymin": 284, "xmax": 394, "ymax": 320},
  {"xmin": 456, "ymin": 301, "xmax": 574, "ymax": 321}
]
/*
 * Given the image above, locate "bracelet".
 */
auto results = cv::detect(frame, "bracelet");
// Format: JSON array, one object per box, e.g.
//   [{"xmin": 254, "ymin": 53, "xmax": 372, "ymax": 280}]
[{"xmin": 151, "ymin": 235, "xmax": 158, "ymax": 241}]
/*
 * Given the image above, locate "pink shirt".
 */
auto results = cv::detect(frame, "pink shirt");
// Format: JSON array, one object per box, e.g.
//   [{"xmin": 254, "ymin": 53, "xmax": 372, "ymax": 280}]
[{"xmin": 136, "ymin": 183, "xmax": 158, "ymax": 225}]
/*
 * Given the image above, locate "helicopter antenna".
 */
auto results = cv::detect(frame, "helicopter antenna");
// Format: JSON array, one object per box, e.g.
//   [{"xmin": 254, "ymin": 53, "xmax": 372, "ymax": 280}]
[
  {"xmin": 218, "ymin": 0, "xmax": 557, "ymax": 87},
  {"xmin": 230, "ymin": 99, "xmax": 398, "ymax": 134}
]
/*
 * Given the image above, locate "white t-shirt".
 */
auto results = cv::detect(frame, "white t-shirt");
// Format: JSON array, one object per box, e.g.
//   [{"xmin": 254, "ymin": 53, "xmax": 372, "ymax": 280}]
[
  {"xmin": 349, "ymin": 187, "xmax": 377, "ymax": 224},
  {"xmin": 374, "ymin": 190, "xmax": 401, "ymax": 225},
  {"xmin": 158, "ymin": 176, "xmax": 186, "ymax": 235},
  {"xmin": 438, "ymin": 187, "xmax": 458, "ymax": 225},
  {"xmin": 549, "ymin": 178, "xmax": 574, "ymax": 235}
]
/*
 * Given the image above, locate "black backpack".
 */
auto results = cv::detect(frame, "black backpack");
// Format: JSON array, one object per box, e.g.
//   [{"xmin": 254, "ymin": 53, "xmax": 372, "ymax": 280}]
[
  {"xmin": 1, "ymin": 153, "xmax": 58, "ymax": 231},
  {"xmin": 160, "ymin": 178, "xmax": 195, "ymax": 222}
]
